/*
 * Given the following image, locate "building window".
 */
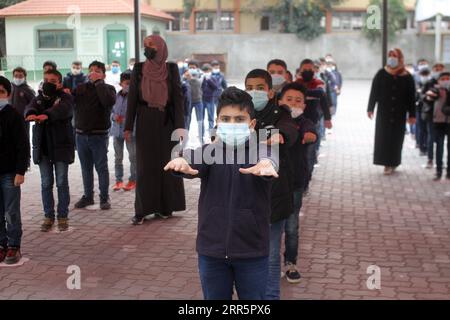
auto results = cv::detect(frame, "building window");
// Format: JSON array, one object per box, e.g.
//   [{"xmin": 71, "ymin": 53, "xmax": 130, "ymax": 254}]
[
  {"xmin": 196, "ymin": 11, "xmax": 235, "ymax": 31},
  {"xmin": 166, "ymin": 12, "xmax": 190, "ymax": 31},
  {"xmin": 332, "ymin": 12, "xmax": 364, "ymax": 31},
  {"xmin": 260, "ymin": 13, "xmax": 278, "ymax": 31},
  {"xmin": 37, "ymin": 30, "xmax": 74, "ymax": 49}
]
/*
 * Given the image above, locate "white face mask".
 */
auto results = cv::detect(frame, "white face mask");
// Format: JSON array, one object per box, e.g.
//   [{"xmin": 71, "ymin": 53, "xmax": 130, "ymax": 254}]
[
  {"xmin": 439, "ymin": 80, "xmax": 450, "ymax": 90},
  {"xmin": 72, "ymin": 68, "xmax": 81, "ymax": 76},
  {"xmin": 290, "ymin": 107, "xmax": 304, "ymax": 119},
  {"xmin": 271, "ymin": 74, "xmax": 285, "ymax": 87},
  {"xmin": 0, "ymin": 98, "xmax": 9, "ymax": 110},
  {"xmin": 12, "ymin": 78, "xmax": 25, "ymax": 86}
]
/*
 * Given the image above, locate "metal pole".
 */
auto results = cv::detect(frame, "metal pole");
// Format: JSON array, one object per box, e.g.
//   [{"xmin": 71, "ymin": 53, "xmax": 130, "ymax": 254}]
[
  {"xmin": 134, "ymin": 0, "xmax": 141, "ymax": 63},
  {"xmin": 382, "ymin": 0, "xmax": 388, "ymax": 67},
  {"xmin": 435, "ymin": 13, "xmax": 442, "ymax": 62}
]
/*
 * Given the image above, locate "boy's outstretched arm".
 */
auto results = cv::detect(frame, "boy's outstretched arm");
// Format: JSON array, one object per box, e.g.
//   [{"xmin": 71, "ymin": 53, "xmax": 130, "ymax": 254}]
[
  {"xmin": 239, "ymin": 159, "xmax": 279, "ymax": 178},
  {"xmin": 164, "ymin": 157, "xmax": 199, "ymax": 176}
]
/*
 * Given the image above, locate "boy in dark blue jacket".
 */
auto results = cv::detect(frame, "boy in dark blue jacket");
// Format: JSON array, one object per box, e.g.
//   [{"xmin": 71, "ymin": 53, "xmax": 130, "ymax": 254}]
[
  {"xmin": 164, "ymin": 87, "xmax": 279, "ymax": 300},
  {"xmin": 278, "ymin": 82, "xmax": 317, "ymax": 284}
]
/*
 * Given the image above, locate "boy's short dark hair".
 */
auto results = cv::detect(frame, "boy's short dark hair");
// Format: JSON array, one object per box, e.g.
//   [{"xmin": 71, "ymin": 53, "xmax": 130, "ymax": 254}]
[
  {"xmin": 211, "ymin": 60, "xmax": 220, "ymax": 67},
  {"xmin": 433, "ymin": 63, "xmax": 445, "ymax": 69},
  {"xmin": 72, "ymin": 60, "xmax": 82, "ymax": 66},
  {"xmin": 0, "ymin": 76, "xmax": 12, "ymax": 95},
  {"xmin": 44, "ymin": 69, "xmax": 63, "ymax": 83},
  {"xmin": 188, "ymin": 60, "xmax": 199, "ymax": 68},
  {"xmin": 245, "ymin": 69, "xmax": 273, "ymax": 90},
  {"xmin": 417, "ymin": 58, "xmax": 428, "ymax": 64},
  {"xmin": 43, "ymin": 60, "xmax": 57, "ymax": 70},
  {"xmin": 120, "ymin": 71, "xmax": 132, "ymax": 82},
  {"xmin": 89, "ymin": 60, "xmax": 106, "ymax": 74},
  {"xmin": 111, "ymin": 60, "xmax": 120, "ymax": 65},
  {"xmin": 217, "ymin": 86, "xmax": 255, "ymax": 119},
  {"xmin": 267, "ymin": 59, "xmax": 287, "ymax": 71},
  {"xmin": 13, "ymin": 66, "xmax": 27, "ymax": 77},
  {"xmin": 300, "ymin": 59, "xmax": 314, "ymax": 68},
  {"xmin": 439, "ymin": 72, "xmax": 450, "ymax": 79},
  {"xmin": 201, "ymin": 63, "xmax": 212, "ymax": 72},
  {"xmin": 279, "ymin": 82, "xmax": 307, "ymax": 100},
  {"xmin": 286, "ymin": 70, "xmax": 293, "ymax": 82}
]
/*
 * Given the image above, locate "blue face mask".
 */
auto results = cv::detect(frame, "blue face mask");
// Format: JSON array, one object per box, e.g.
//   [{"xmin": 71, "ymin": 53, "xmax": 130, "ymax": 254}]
[
  {"xmin": 217, "ymin": 123, "xmax": 251, "ymax": 147},
  {"xmin": 247, "ymin": 90, "xmax": 269, "ymax": 111},
  {"xmin": 0, "ymin": 98, "xmax": 9, "ymax": 111},
  {"xmin": 387, "ymin": 57, "xmax": 399, "ymax": 69},
  {"xmin": 111, "ymin": 66, "xmax": 120, "ymax": 74},
  {"xmin": 189, "ymin": 68, "xmax": 199, "ymax": 77}
]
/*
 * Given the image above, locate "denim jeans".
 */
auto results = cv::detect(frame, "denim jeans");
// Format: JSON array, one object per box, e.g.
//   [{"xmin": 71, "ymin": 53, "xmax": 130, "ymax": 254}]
[
  {"xmin": 38, "ymin": 156, "xmax": 70, "ymax": 219},
  {"xmin": 284, "ymin": 189, "xmax": 303, "ymax": 265},
  {"xmin": 198, "ymin": 254, "xmax": 269, "ymax": 300},
  {"xmin": 113, "ymin": 136, "xmax": 136, "ymax": 183},
  {"xmin": 76, "ymin": 134, "xmax": 110, "ymax": 201},
  {"xmin": 186, "ymin": 101, "xmax": 205, "ymax": 144},
  {"xmin": 265, "ymin": 218, "xmax": 286, "ymax": 300},
  {"xmin": 434, "ymin": 123, "xmax": 450, "ymax": 174},
  {"xmin": 417, "ymin": 114, "xmax": 428, "ymax": 154},
  {"xmin": 203, "ymin": 100, "xmax": 216, "ymax": 130},
  {"xmin": 0, "ymin": 174, "xmax": 22, "ymax": 248},
  {"xmin": 427, "ymin": 119, "xmax": 435, "ymax": 161}
]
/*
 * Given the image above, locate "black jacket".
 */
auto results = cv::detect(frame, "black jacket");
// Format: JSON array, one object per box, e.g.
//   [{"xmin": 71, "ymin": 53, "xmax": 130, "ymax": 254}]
[
  {"xmin": 10, "ymin": 83, "xmax": 36, "ymax": 117},
  {"xmin": 74, "ymin": 80, "xmax": 116, "ymax": 133},
  {"xmin": 25, "ymin": 90, "xmax": 75, "ymax": 164},
  {"xmin": 181, "ymin": 141, "xmax": 278, "ymax": 259},
  {"xmin": 255, "ymin": 102, "xmax": 299, "ymax": 223},
  {"xmin": 63, "ymin": 72, "xmax": 88, "ymax": 94},
  {"xmin": 0, "ymin": 104, "xmax": 30, "ymax": 175}
]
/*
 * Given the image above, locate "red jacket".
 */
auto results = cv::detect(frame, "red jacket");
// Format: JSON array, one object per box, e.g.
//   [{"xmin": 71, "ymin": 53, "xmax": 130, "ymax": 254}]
[{"xmin": 296, "ymin": 78, "xmax": 326, "ymax": 91}]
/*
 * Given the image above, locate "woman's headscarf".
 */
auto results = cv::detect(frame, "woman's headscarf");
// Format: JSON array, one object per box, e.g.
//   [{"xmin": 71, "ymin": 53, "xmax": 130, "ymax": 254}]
[
  {"xmin": 141, "ymin": 35, "xmax": 169, "ymax": 109},
  {"xmin": 385, "ymin": 48, "xmax": 408, "ymax": 77}
]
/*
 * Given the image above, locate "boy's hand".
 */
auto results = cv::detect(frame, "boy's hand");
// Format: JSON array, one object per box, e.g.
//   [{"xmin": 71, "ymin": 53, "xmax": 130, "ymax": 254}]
[
  {"xmin": 239, "ymin": 159, "xmax": 279, "ymax": 178},
  {"xmin": 89, "ymin": 72, "xmax": 103, "ymax": 83},
  {"xmin": 325, "ymin": 120, "xmax": 333, "ymax": 129},
  {"xmin": 35, "ymin": 114, "xmax": 48, "ymax": 123},
  {"xmin": 408, "ymin": 117, "xmax": 416, "ymax": 125},
  {"xmin": 368, "ymin": 112, "xmax": 374, "ymax": 119},
  {"xmin": 14, "ymin": 174, "xmax": 24, "ymax": 186},
  {"xmin": 263, "ymin": 133, "xmax": 284, "ymax": 145},
  {"xmin": 302, "ymin": 132, "xmax": 317, "ymax": 144},
  {"xmin": 124, "ymin": 130, "xmax": 132, "ymax": 142},
  {"xmin": 25, "ymin": 115, "xmax": 37, "ymax": 122},
  {"xmin": 115, "ymin": 115, "xmax": 124, "ymax": 124},
  {"xmin": 63, "ymin": 88, "xmax": 71, "ymax": 94},
  {"xmin": 164, "ymin": 157, "xmax": 199, "ymax": 176}
]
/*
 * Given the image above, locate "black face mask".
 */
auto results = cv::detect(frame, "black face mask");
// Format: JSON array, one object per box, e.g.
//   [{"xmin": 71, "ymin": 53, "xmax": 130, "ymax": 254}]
[
  {"xmin": 42, "ymin": 82, "xmax": 57, "ymax": 99},
  {"xmin": 144, "ymin": 47, "xmax": 157, "ymax": 60},
  {"xmin": 301, "ymin": 70, "xmax": 314, "ymax": 82}
]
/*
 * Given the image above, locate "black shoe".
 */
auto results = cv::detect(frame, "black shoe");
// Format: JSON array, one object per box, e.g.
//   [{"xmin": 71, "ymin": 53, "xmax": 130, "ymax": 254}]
[
  {"xmin": 0, "ymin": 247, "xmax": 6, "ymax": 263},
  {"xmin": 285, "ymin": 263, "xmax": 302, "ymax": 284},
  {"xmin": 40, "ymin": 218, "xmax": 55, "ymax": 232},
  {"xmin": 74, "ymin": 196, "xmax": 94, "ymax": 209},
  {"xmin": 131, "ymin": 216, "xmax": 144, "ymax": 225},
  {"xmin": 100, "ymin": 199, "xmax": 111, "ymax": 210},
  {"xmin": 4, "ymin": 247, "xmax": 21, "ymax": 265}
]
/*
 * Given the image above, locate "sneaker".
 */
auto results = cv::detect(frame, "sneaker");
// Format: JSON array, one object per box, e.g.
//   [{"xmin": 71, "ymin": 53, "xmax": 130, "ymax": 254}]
[
  {"xmin": 113, "ymin": 182, "xmax": 124, "ymax": 191},
  {"xmin": 426, "ymin": 160, "xmax": 433, "ymax": 169},
  {"xmin": 123, "ymin": 181, "xmax": 136, "ymax": 191},
  {"xmin": 285, "ymin": 263, "xmax": 302, "ymax": 284},
  {"xmin": 0, "ymin": 247, "xmax": 6, "ymax": 263},
  {"xmin": 155, "ymin": 212, "xmax": 172, "ymax": 219},
  {"xmin": 40, "ymin": 218, "xmax": 55, "ymax": 232},
  {"xmin": 57, "ymin": 218, "xmax": 69, "ymax": 232},
  {"xmin": 384, "ymin": 167, "xmax": 394, "ymax": 175},
  {"xmin": 4, "ymin": 247, "xmax": 21, "ymax": 265},
  {"xmin": 74, "ymin": 196, "xmax": 94, "ymax": 209},
  {"xmin": 100, "ymin": 199, "xmax": 111, "ymax": 210},
  {"xmin": 131, "ymin": 216, "xmax": 144, "ymax": 225}
]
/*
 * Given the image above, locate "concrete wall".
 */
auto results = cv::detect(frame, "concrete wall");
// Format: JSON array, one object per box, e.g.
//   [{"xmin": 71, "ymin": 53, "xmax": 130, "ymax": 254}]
[{"xmin": 166, "ymin": 32, "xmax": 437, "ymax": 80}]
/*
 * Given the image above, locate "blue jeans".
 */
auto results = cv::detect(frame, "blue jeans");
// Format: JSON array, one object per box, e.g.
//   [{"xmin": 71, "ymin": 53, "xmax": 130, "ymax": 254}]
[
  {"xmin": 113, "ymin": 136, "xmax": 136, "ymax": 183},
  {"xmin": 0, "ymin": 174, "xmax": 22, "ymax": 248},
  {"xmin": 76, "ymin": 134, "xmax": 110, "ymax": 201},
  {"xmin": 284, "ymin": 189, "xmax": 303, "ymax": 265},
  {"xmin": 203, "ymin": 100, "xmax": 216, "ymax": 130},
  {"xmin": 38, "ymin": 156, "xmax": 70, "ymax": 219},
  {"xmin": 198, "ymin": 254, "xmax": 269, "ymax": 300},
  {"xmin": 434, "ymin": 123, "xmax": 450, "ymax": 174},
  {"xmin": 186, "ymin": 101, "xmax": 205, "ymax": 144},
  {"xmin": 266, "ymin": 219, "xmax": 286, "ymax": 300}
]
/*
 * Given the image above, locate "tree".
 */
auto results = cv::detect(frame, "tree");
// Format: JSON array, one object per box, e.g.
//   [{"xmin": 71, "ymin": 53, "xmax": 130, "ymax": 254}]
[
  {"xmin": 362, "ymin": 0, "xmax": 407, "ymax": 43},
  {"xmin": 0, "ymin": 0, "xmax": 26, "ymax": 58},
  {"xmin": 247, "ymin": 0, "xmax": 344, "ymax": 40}
]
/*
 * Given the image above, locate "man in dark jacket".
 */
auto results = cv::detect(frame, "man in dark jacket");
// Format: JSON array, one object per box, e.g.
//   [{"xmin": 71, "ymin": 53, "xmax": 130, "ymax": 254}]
[
  {"xmin": 25, "ymin": 70, "xmax": 75, "ymax": 232},
  {"xmin": 245, "ymin": 69, "xmax": 299, "ymax": 300},
  {"xmin": 210, "ymin": 60, "xmax": 228, "ymax": 105},
  {"xmin": 0, "ymin": 76, "xmax": 30, "ymax": 265},
  {"xmin": 73, "ymin": 60, "xmax": 116, "ymax": 210},
  {"xmin": 201, "ymin": 63, "xmax": 219, "ymax": 133},
  {"xmin": 10, "ymin": 67, "xmax": 36, "ymax": 137},
  {"xmin": 63, "ymin": 60, "xmax": 88, "ymax": 94},
  {"xmin": 165, "ymin": 87, "xmax": 279, "ymax": 300}
]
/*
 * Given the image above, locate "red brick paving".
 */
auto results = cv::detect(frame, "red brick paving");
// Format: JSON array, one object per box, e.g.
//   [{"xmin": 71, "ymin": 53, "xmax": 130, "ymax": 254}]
[{"xmin": 1, "ymin": 80, "xmax": 449, "ymax": 300}]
